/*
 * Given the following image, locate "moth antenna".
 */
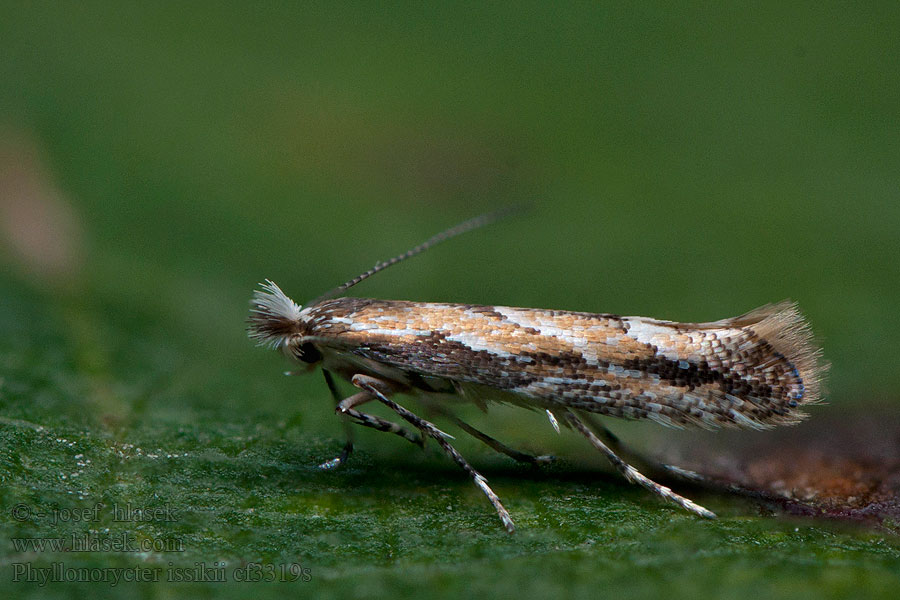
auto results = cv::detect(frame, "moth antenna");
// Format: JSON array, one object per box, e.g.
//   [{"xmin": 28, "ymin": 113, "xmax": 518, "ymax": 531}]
[{"xmin": 307, "ymin": 205, "xmax": 524, "ymax": 306}]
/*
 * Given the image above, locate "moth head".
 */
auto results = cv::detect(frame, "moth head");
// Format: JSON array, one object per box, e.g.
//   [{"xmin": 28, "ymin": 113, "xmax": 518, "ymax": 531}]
[{"xmin": 248, "ymin": 280, "xmax": 322, "ymax": 364}]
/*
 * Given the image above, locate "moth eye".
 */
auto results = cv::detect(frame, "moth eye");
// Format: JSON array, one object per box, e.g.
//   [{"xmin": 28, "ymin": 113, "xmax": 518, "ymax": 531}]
[{"xmin": 294, "ymin": 342, "xmax": 323, "ymax": 364}]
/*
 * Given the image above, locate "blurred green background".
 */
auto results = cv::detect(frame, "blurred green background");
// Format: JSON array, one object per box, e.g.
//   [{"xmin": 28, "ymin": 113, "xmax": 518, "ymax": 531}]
[{"xmin": 1, "ymin": 2, "xmax": 899, "ymax": 598}]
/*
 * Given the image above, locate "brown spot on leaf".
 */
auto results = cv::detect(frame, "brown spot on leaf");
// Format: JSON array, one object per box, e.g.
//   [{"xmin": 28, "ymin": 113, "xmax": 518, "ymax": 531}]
[{"xmin": 672, "ymin": 405, "xmax": 900, "ymax": 530}]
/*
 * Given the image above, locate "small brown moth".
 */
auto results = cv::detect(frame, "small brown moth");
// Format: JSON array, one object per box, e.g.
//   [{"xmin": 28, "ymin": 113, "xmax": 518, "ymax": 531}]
[{"xmin": 248, "ymin": 210, "xmax": 825, "ymax": 532}]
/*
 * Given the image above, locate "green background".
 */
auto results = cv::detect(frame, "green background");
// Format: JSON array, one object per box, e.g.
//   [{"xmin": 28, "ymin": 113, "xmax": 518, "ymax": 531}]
[{"xmin": 1, "ymin": 2, "xmax": 898, "ymax": 598}]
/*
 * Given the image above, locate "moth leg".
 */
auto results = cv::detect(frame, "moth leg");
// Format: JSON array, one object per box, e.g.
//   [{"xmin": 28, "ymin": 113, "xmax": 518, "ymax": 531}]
[
  {"xmin": 318, "ymin": 369, "xmax": 356, "ymax": 470},
  {"xmin": 443, "ymin": 413, "xmax": 554, "ymax": 466},
  {"xmin": 335, "ymin": 389, "xmax": 425, "ymax": 445},
  {"xmin": 579, "ymin": 413, "xmax": 709, "ymax": 485},
  {"xmin": 564, "ymin": 411, "xmax": 716, "ymax": 519},
  {"xmin": 352, "ymin": 374, "xmax": 516, "ymax": 534}
]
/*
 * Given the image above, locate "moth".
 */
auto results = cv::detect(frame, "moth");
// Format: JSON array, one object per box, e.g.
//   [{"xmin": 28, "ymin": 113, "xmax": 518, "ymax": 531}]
[{"xmin": 248, "ymin": 210, "xmax": 825, "ymax": 532}]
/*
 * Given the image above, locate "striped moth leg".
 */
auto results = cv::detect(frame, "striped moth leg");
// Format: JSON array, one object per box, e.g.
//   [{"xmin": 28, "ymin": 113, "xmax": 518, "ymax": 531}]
[
  {"xmin": 578, "ymin": 414, "xmax": 785, "ymax": 502},
  {"xmin": 321, "ymin": 370, "xmax": 424, "ymax": 469},
  {"xmin": 437, "ymin": 410, "xmax": 555, "ymax": 466},
  {"xmin": 317, "ymin": 369, "xmax": 355, "ymax": 470},
  {"xmin": 351, "ymin": 373, "xmax": 517, "ymax": 533},
  {"xmin": 564, "ymin": 411, "xmax": 717, "ymax": 519},
  {"xmin": 335, "ymin": 390, "xmax": 424, "ymax": 446},
  {"xmin": 578, "ymin": 413, "xmax": 710, "ymax": 486},
  {"xmin": 319, "ymin": 370, "xmax": 424, "ymax": 470}
]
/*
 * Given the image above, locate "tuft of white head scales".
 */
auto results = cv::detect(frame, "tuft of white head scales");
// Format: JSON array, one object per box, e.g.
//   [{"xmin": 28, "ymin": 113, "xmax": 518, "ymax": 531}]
[{"xmin": 247, "ymin": 280, "xmax": 304, "ymax": 348}]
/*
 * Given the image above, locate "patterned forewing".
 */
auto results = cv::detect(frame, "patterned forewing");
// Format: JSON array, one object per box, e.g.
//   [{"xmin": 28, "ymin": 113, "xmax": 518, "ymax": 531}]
[{"xmin": 303, "ymin": 298, "xmax": 815, "ymax": 429}]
